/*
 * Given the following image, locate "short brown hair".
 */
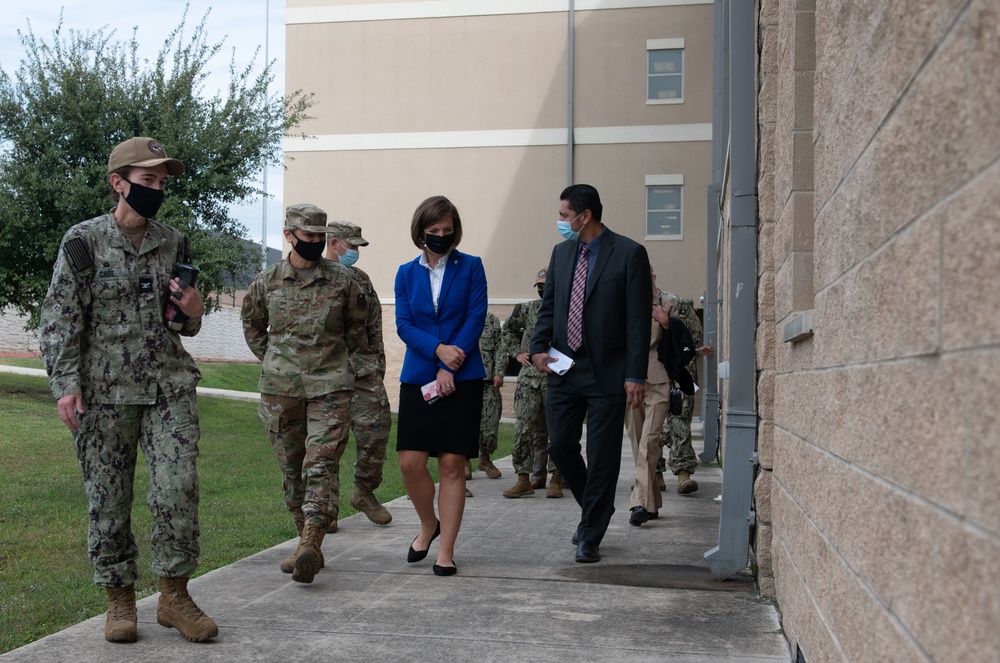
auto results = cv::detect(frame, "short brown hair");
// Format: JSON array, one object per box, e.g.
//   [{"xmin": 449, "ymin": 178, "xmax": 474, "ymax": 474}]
[{"xmin": 410, "ymin": 195, "xmax": 462, "ymax": 250}]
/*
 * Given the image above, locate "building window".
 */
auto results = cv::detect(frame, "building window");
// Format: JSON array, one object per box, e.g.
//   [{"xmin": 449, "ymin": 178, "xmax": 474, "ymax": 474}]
[
  {"xmin": 647, "ymin": 38, "xmax": 684, "ymax": 104},
  {"xmin": 646, "ymin": 174, "xmax": 683, "ymax": 239}
]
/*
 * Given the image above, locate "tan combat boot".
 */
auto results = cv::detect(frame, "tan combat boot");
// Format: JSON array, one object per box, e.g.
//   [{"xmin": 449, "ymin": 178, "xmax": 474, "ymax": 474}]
[
  {"xmin": 156, "ymin": 577, "xmax": 218, "ymax": 642},
  {"xmin": 351, "ymin": 487, "xmax": 392, "ymax": 525},
  {"xmin": 677, "ymin": 471, "xmax": 699, "ymax": 494},
  {"xmin": 104, "ymin": 584, "xmax": 138, "ymax": 643},
  {"xmin": 327, "ymin": 518, "xmax": 339, "ymax": 534},
  {"xmin": 502, "ymin": 474, "xmax": 535, "ymax": 498},
  {"xmin": 478, "ymin": 454, "xmax": 502, "ymax": 479},
  {"xmin": 655, "ymin": 471, "xmax": 667, "ymax": 492},
  {"xmin": 546, "ymin": 472, "xmax": 564, "ymax": 498},
  {"xmin": 280, "ymin": 541, "xmax": 326, "ymax": 574},
  {"xmin": 292, "ymin": 511, "xmax": 305, "ymax": 536},
  {"xmin": 292, "ymin": 522, "xmax": 326, "ymax": 583}
]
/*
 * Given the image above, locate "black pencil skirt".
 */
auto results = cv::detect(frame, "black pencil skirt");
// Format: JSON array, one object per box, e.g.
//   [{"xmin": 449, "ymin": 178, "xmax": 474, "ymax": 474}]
[{"xmin": 396, "ymin": 379, "xmax": 483, "ymax": 458}]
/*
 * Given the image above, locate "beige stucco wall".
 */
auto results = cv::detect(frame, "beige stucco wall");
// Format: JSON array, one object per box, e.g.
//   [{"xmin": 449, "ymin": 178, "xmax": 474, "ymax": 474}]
[
  {"xmin": 284, "ymin": 3, "xmax": 714, "ymax": 304},
  {"xmin": 757, "ymin": 0, "xmax": 1000, "ymax": 660}
]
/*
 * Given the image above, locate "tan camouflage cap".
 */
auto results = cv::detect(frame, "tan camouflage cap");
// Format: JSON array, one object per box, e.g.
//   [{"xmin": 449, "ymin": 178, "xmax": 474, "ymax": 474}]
[
  {"xmin": 326, "ymin": 220, "xmax": 370, "ymax": 246},
  {"xmin": 534, "ymin": 268, "xmax": 547, "ymax": 286},
  {"xmin": 285, "ymin": 203, "xmax": 335, "ymax": 233},
  {"xmin": 108, "ymin": 137, "xmax": 185, "ymax": 176}
]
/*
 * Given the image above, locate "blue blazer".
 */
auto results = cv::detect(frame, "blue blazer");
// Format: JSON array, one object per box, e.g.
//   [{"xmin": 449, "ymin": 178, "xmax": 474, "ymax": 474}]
[{"xmin": 395, "ymin": 250, "xmax": 488, "ymax": 385}]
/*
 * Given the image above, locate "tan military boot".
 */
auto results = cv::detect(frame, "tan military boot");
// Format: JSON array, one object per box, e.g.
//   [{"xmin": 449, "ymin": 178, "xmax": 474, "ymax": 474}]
[
  {"xmin": 655, "ymin": 471, "xmax": 667, "ymax": 492},
  {"xmin": 478, "ymin": 454, "xmax": 502, "ymax": 479},
  {"xmin": 292, "ymin": 511, "xmax": 305, "ymax": 536},
  {"xmin": 546, "ymin": 472, "xmax": 564, "ymax": 498},
  {"xmin": 104, "ymin": 584, "xmax": 138, "ymax": 643},
  {"xmin": 280, "ymin": 540, "xmax": 326, "ymax": 573},
  {"xmin": 677, "ymin": 471, "xmax": 699, "ymax": 494},
  {"xmin": 156, "ymin": 577, "xmax": 218, "ymax": 642},
  {"xmin": 465, "ymin": 459, "xmax": 473, "ymax": 480},
  {"xmin": 351, "ymin": 487, "xmax": 392, "ymax": 525},
  {"xmin": 502, "ymin": 474, "xmax": 535, "ymax": 498},
  {"xmin": 326, "ymin": 518, "xmax": 339, "ymax": 534},
  {"xmin": 292, "ymin": 523, "xmax": 326, "ymax": 583}
]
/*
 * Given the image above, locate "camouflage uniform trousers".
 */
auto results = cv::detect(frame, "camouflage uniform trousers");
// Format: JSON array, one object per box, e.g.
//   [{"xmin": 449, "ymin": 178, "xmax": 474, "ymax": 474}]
[
  {"xmin": 479, "ymin": 381, "xmax": 502, "ymax": 457},
  {"xmin": 511, "ymin": 381, "xmax": 557, "ymax": 476},
  {"xmin": 73, "ymin": 390, "xmax": 201, "ymax": 587},
  {"xmin": 259, "ymin": 391, "xmax": 351, "ymax": 527},
  {"xmin": 658, "ymin": 392, "xmax": 698, "ymax": 475},
  {"xmin": 344, "ymin": 373, "xmax": 391, "ymax": 494}
]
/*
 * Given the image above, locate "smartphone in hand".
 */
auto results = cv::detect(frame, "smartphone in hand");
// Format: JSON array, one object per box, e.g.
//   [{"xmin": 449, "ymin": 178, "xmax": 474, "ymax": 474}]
[{"xmin": 420, "ymin": 381, "xmax": 440, "ymax": 405}]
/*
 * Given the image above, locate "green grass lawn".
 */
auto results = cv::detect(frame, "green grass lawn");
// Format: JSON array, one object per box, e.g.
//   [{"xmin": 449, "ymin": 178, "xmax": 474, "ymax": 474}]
[{"xmin": 0, "ymin": 370, "xmax": 513, "ymax": 653}]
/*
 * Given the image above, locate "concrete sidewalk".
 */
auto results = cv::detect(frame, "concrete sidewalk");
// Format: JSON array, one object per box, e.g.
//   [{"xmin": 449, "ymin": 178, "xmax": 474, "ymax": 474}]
[{"xmin": 2, "ymin": 366, "xmax": 790, "ymax": 661}]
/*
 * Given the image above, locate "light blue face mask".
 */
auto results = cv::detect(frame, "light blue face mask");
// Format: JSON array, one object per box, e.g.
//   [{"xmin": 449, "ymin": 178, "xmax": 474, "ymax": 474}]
[
  {"xmin": 557, "ymin": 213, "xmax": 583, "ymax": 241},
  {"xmin": 340, "ymin": 248, "xmax": 360, "ymax": 267}
]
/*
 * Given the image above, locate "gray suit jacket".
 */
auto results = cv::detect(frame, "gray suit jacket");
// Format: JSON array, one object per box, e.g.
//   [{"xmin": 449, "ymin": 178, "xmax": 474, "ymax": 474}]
[{"xmin": 530, "ymin": 226, "xmax": 651, "ymax": 395}]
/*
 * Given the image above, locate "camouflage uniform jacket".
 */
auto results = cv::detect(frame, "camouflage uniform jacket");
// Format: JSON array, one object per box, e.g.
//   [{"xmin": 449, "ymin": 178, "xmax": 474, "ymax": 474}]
[
  {"xmin": 501, "ymin": 299, "xmax": 546, "ymax": 389},
  {"xmin": 242, "ymin": 258, "xmax": 368, "ymax": 398},
  {"xmin": 479, "ymin": 311, "xmax": 505, "ymax": 381},
  {"xmin": 349, "ymin": 265, "xmax": 386, "ymax": 380},
  {"xmin": 39, "ymin": 213, "xmax": 202, "ymax": 404},
  {"xmin": 661, "ymin": 290, "xmax": 704, "ymax": 380}
]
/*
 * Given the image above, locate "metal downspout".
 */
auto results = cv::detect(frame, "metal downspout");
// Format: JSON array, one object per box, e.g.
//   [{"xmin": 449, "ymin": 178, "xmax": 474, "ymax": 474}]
[
  {"xmin": 704, "ymin": 0, "xmax": 758, "ymax": 580},
  {"xmin": 567, "ymin": 0, "xmax": 575, "ymax": 186},
  {"xmin": 700, "ymin": 0, "xmax": 727, "ymax": 464}
]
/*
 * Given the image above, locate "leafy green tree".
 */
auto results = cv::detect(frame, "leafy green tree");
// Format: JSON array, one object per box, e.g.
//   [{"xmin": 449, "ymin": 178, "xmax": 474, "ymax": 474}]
[{"xmin": 0, "ymin": 8, "xmax": 313, "ymax": 329}]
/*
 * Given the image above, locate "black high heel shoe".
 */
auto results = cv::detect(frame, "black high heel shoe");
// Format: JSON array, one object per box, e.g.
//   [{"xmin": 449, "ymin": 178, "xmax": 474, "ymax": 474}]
[
  {"xmin": 432, "ymin": 560, "xmax": 457, "ymax": 576},
  {"xmin": 407, "ymin": 521, "xmax": 441, "ymax": 563}
]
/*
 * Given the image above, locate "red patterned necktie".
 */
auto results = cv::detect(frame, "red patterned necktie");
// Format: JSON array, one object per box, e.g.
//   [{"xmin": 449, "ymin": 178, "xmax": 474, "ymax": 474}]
[{"xmin": 566, "ymin": 245, "xmax": 590, "ymax": 351}]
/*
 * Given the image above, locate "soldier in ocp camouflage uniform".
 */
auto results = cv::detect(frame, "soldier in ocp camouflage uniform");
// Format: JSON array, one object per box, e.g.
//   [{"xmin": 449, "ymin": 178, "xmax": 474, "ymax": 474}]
[
  {"xmin": 471, "ymin": 311, "xmax": 505, "ymax": 484},
  {"xmin": 501, "ymin": 269, "xmax": 562, "ymax": 499},
  {"xmin": 242, "ymin": 203, "xmax": 368, "ymax": 584},
  {"xmin": 325, "ymin": 220, "xmax": 392, "ymax": 526},
  {"xmin": 39, "ymin": 137, "xmax": 217, "ymax": 643},
  {"xmin": 656, "ymin": 288, "xmax": 712, "ymax": 495}
]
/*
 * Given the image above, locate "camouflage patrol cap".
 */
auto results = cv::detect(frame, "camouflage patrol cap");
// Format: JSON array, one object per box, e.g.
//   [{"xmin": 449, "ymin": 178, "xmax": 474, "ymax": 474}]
[
  {"xmin": 326, "ymin": 220, "xmax": 370, "ymax": 246},
  {"xmin": 108, "ymin": 137, "xmax": 185, "ymax": 176},
  {"xmin": 534, "ymin": 268, "xmax": 547, "ymax": 286},
  {"xmin": 285, "ymin": 203, "xmax": 335, "ymax": 234}
]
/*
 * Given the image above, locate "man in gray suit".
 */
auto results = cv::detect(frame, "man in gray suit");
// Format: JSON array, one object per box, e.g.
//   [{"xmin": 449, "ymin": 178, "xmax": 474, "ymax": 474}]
[{"xmin": 530, "ymin": 184, "xmax": 651, "ymax": 563}]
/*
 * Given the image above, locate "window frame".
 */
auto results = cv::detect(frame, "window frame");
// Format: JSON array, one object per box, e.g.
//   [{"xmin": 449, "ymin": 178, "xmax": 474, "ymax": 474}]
[
  {"xmin": 645, "ymin": 174, "xmax": 684, "ymax": 240},
  {"xmin": 646, "ymin": 38, "xmax": 685, "ymax": 105}
]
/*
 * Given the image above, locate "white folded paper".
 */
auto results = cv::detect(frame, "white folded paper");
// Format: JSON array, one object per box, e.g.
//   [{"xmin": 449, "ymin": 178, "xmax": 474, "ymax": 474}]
[{"xmin": 546, "ymin": 346, "xmax": 575, "ymax": 376}]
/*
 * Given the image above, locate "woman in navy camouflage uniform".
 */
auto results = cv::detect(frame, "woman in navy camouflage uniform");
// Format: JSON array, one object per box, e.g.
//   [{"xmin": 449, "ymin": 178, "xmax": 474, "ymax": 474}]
[{"xmin": 39, "ymin": 137, "xmax": 217, "ymax": 644}]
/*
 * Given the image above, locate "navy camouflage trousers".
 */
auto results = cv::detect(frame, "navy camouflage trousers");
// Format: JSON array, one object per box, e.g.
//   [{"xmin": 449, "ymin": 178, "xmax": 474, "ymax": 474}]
[{"xmin": 73, "ymin": 390, "xmax": 201, "ymax": 587}]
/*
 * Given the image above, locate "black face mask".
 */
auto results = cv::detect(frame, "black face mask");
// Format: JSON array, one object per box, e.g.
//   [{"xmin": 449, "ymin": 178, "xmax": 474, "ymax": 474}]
[
  {"xmin": 424, "ymin": 232, "xmax": 456, "ymax": 255},
  {"xmin": 123, "ymin": 180, "xmax": 165, "ymax": 219},
  {"xmin": 291, "ymin": 233, "xmax": 326, "ymax": 261}
]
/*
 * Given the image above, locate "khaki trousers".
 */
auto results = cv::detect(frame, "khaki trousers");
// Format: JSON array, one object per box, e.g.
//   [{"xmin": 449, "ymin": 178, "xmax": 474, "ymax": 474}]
[{"xmin": 624, "ymin": 380, "xmax": 668, "ymax": 512}]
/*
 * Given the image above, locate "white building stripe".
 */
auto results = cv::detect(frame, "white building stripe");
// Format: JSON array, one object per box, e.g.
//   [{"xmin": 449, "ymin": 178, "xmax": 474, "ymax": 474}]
[
  {"xmin": 287, "ymin": 0, "xmax": 712, "ymax": 25},
  {"xmin": 284, "ymin": 124, "xmax": 712, "ymax": 152}
]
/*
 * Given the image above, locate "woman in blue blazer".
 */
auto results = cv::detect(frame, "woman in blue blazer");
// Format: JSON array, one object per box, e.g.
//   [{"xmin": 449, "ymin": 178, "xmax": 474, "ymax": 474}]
[{"xmin": 395, "ymin": 195, "xmax": 487, "ymax": 576}]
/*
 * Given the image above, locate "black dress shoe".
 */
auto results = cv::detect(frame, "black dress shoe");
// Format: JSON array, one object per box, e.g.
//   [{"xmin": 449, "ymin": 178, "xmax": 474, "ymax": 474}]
[
  {"xmin": 629, "ymin": 506, "xmax": 649, "ymax": 526},
  {"xmin": 647, "ymin": 511, "xmax": 659, "ymax": 520},
  {"xmin": 407, "ymin": 521, "xmax": 441, "ymax": 563},
  {"xmin": 575, "ymin": 541, "xmax": 600, "ymax": 563},
  {"xmin": 571, "ymin": 526, "xmax": 582, "ymax": 545},
  {"xmin": 432, "ymin": 560, "xmax": 457, "ymax": 576}
]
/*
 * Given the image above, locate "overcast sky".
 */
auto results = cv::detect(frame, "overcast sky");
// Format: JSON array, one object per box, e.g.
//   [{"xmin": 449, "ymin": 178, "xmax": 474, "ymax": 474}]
[{"xmin": 1, "ymin": 1, "xmax": 288, "ymax": 251}]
